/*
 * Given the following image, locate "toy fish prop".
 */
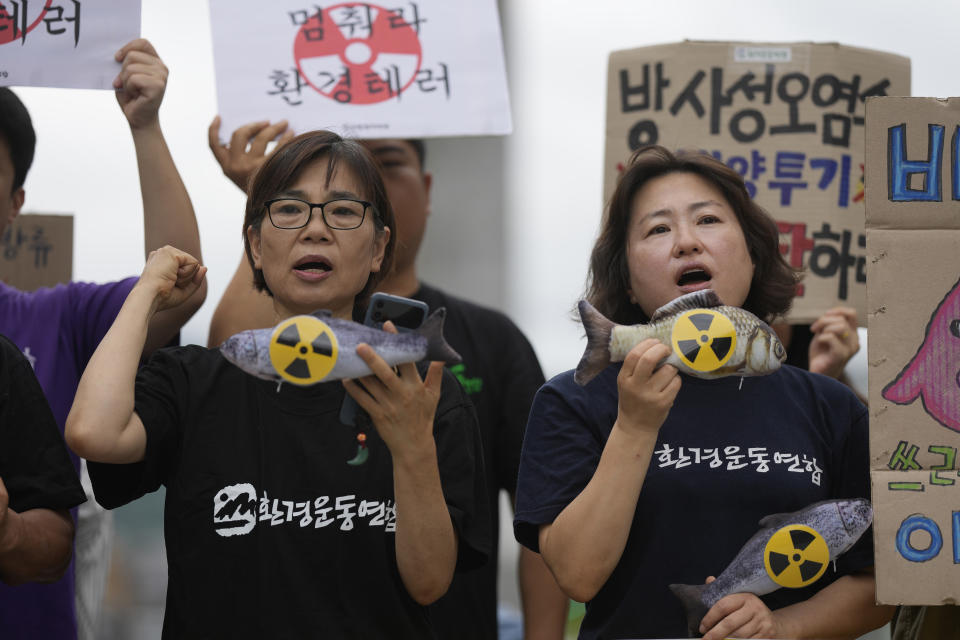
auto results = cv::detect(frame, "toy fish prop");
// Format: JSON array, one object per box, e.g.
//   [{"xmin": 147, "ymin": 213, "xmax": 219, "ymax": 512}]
[
  {"xmin": 883, "ymin": 277, "xmax": 960, "ymax": 434},
  {"xmin": 575, "ymin": 290, "xmax": 786, "ymax": 385},
  {"xmin": 220, "ymin": 308, "xmax": 461, "ymax": 386},
  {"xmin": 669, "ymin": 499, "xmax": 872, "ymax": 638}
]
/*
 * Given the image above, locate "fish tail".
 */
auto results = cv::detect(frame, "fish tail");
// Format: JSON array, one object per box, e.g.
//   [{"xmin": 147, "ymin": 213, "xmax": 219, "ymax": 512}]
[
  {"xmin": 574, "ymin": 300, "xmax": 614, "ymax": 386},
  {"xmin": 668, "ymin": 583, "xmax": 710, "ymax": 638},
  {"xmin": 418, "ymin": 308, "xmax": 463, "ymax": 364}
]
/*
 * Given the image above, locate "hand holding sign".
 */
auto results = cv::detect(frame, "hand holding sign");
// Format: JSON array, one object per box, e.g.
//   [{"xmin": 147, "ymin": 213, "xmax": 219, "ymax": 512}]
[
  {"xmin": 114, "ymin": 39, "xmax": 168, "ymax": 131},
  {"xmin": 208, "ymin": 117, "xmax": 294, "ymax": 191},
  {"xmin": 807, "ymin": 306, "xmax": 859, "ymax": 379}
]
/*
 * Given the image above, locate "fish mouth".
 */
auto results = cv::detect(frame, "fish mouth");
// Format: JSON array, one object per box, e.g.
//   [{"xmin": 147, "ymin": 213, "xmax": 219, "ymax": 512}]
[
  {"xmin": 293, "ymin": 255, "xmax": 333, "ymax": 274},
  {"xmin": 676, "ymin": 265, "xmax": 712, "ymax": 288}
]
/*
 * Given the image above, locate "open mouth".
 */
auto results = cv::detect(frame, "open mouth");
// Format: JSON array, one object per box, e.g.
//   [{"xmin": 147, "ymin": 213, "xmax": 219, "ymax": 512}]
[
  {"xmin": 294, "ymin": 259, "xmax": 332, "ymax": 274},
  {"xmin": 677, "ymin": 269, "xmax": 710, "ymax": 286}
]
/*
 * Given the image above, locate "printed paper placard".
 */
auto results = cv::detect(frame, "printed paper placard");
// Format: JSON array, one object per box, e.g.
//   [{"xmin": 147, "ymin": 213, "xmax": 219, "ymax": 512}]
[
  {"xmin": 209, "ymin": 0, "xmax": 512, "ymax": 140},
  {"xmin": 866, "ymin": 96, "xmax": 960, "ymax": 605},
  {"xmin": 604, "ymin": 41, "xmax": 910, "ymax": 324},
  {"xmin": 0, "ymin": 1, "xmax": 141, "ymax": 90}
]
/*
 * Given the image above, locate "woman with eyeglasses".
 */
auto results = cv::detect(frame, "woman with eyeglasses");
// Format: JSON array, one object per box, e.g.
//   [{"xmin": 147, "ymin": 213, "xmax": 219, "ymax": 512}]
[{"xmin": 65, "ymin": 130, "xmax": 489, "ymax": 638}]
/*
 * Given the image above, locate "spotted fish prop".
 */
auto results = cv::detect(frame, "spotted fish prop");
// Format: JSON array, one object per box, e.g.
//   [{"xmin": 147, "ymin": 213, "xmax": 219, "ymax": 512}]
[
  {"xmin": 882, "ymin": 277, "xmax": 960, "ymax": 434},
  {"xmin": 669, "ymin": 499, "xmax": 873, "ymax": 638},
  {"xmin": 575, "ymin": 290, "xmax": 786, "ymax": 385},
  {"xmin": 220, "ymin": 308, "xmax": 461, "ymax": 386}
]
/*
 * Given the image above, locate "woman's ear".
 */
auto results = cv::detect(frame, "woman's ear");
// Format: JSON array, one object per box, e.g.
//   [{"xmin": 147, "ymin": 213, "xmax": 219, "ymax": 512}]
[
  {"xmin": 370, "ymin": 226, "xmax": 390, "ymax": 273},
  {"xmin": 246, "ymin": 225, "xmax": 263, "ymax": 270}
]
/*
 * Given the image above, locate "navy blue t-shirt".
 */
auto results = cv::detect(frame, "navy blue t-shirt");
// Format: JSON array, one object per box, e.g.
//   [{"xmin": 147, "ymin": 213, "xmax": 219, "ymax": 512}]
[{"xmin": 514, "ymin": 364, "xmax": 873, "ymax": 639}]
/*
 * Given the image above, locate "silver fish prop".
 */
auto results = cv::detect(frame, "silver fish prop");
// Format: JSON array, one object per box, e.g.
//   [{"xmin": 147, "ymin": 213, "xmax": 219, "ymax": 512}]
[
  {"xmin": 669, "ymin": 499, "xmax": 873, "ymax": 638},
  {"xmin": 220, "ymin": 308, "xmax": 461, "ymax": 385},
  {"xmin": 575, "ymin": 290, "xmax": 786, "ymax": 385}
]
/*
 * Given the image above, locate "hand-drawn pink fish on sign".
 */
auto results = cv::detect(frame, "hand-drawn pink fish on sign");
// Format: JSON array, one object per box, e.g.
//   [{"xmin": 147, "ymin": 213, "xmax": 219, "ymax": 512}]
[{"xmin": 883, "ymin": 277, "xmax": 960, "ymax": 433}]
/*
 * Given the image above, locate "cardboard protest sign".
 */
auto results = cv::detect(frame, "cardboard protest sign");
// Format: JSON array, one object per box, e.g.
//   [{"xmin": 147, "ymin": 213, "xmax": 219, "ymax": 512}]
[
  {"xmin": 209, "ymin": 0, "xmax": 511, "ymax": 140},
  {"xmin": 0, "ymin": 213, "xmax": 72, "ymax": 290},
  {"xmin": 605, "ymin": 41, "xmax": 910, "ymax": 324},
  {"xmin": 866, "ymin": 96, "xmax": 960, "ymax": 605},
  {"xmin": 0, "ymin": 1, "xmax": 141, "ymax": 90}
]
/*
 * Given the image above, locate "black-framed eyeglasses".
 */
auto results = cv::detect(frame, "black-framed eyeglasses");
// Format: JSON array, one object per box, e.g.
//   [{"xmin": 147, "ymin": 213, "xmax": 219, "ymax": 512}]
[{"xmin": 263, "ymin": 197, "xmax": 374, "ymax": 230}]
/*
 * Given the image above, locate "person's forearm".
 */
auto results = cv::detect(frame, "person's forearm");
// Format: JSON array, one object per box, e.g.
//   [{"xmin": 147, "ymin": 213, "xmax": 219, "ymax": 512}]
[
  {"xmin": 540, "ymin": 423, "xmax": 657, "ymax": 603},
  {"xmin": 131, "ymin": 122, "xmax": 202, "ymax": 261},
  {"xmin": 66, "ymin": 285, "xmax": 155, "ymax": 463},
  {"xmin": 772, "ymin": 572, "xmax": 894, "ymax": 639},
  {"xmin": 0, "ymin": 508, "xmax": 74, "ymax": 585},
  {"xmin": 131, "ymin": 121, "xmax": 207, "ymax": 354},
  {"xmin": 392, "ymin": 442, "xmax": 457, "ymax": 605},
  {"xmin": 519, "ymin": 545, "xmax": 569, "ymax": 640}
]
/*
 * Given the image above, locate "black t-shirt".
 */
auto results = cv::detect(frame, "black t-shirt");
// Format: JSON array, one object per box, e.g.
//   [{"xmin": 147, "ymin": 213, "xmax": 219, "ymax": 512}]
[
  {"xmin": 89, "ymin": 345, "xmax": 490, "ymax": 639},
  {"xmin": 414, "ymin": 284, "xmax": 545, "ymax": 640},
  {"xmin": 515, "ymin": 364, "xmax": 873, "ymax": 640},
  {"xmin": 0, "ymin": 333, "xmax": 85, "ymax": 515}
]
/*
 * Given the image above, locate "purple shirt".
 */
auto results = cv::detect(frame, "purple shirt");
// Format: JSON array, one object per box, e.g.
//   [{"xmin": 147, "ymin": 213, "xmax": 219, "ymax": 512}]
[{"xmin": 0, "ymin": 278, "xmax": 135, "ymax": 639}]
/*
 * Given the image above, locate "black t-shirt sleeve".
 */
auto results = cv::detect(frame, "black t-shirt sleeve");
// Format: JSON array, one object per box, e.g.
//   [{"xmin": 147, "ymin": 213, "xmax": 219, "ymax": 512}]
[
  {"xmin": 0, "ymin": 335, "xmax": 85, "ymax": 513},
  {"xmin": 88, "ymin": 347, "xmax": 190, "ymax": 509},
  {"xmin": 494, "ymin": 321, "xmax": 545, "ymax": 498},
  {"xmin": 514, "ymin": 371, "xmax": 605, "ymax": 552},
  {"xmin": 434, "ymin": 367, "xmax": 492, "ymax": 571}
]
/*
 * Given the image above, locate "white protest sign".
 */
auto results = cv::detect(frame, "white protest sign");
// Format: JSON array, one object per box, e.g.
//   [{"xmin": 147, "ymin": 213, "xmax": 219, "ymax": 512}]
[
  {"xmin": 0, "ymin": 1, "xmax": 141, "ymax": 90},
  {"xmin": 209, "ymin": 0, "xmax": 512, "ymax": 140}
]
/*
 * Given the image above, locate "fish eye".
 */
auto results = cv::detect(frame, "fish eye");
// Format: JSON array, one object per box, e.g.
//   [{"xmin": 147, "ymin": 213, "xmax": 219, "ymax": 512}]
[{"xmin": 951, "ymin": 319, "xmax": 960, "ymax": 338}]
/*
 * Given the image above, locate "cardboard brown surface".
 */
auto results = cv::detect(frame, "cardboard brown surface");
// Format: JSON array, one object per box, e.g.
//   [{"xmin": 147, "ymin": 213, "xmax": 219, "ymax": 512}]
[
  {"xmin": 0, "ymin": 214, "xmax": 73, "ymax": 291},
  {"xmin": 605, "ymin": 41, "xmax": 910, "ymax": 323},
  {"xmin": 871, "ymin": 471, "xmax": 960, "ymax": 605},
  {"xmin": 866, "ymin": 97, "xmax": 960, "ymax": 605},
  {"xmin": 865, "ymin": 97, "xmax": 960, "ymax": 230}
]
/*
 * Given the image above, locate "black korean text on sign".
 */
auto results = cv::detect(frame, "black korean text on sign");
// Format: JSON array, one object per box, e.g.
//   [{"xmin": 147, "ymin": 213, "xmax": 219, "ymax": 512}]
[
  {"xmin": 620, "ymin": 63, "xmax": 893, "ymax": 149},
  {"xmin": 0, "ymin": 1, "xmax": 81, "ymax": 47},
  {"xmin": 280, "ymin": 2, "xmax": 439, "ymax": 106}
]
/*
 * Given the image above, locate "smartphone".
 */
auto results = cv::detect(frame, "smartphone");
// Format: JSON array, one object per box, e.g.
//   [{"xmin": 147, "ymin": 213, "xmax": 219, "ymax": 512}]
[
  {"xmin": 339, "ymin": 293, "xmax": 430, "ymax": 426},
  {"xmin": 363, "ymin": 292, "xmax": 429, "ymax": 332}
]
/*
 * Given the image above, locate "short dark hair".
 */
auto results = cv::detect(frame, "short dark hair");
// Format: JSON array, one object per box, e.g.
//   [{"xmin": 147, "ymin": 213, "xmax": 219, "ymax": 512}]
[
  {"xmin": 243, "ymin": 130, "xmax": 396, "ymax": 316},
  {"xmin": 586, "ymin": 145, "xmax": 798, "ymax": 325},
  {"xmin": 0, "ymin": 88, "xmax": 36, "ymax": 193}
]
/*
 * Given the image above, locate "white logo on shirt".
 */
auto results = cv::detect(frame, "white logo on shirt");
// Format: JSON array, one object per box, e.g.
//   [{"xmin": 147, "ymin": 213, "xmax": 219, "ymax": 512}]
[{"xmin": 213, "ymin": 483, "xmax": 258, "ymax": 537}]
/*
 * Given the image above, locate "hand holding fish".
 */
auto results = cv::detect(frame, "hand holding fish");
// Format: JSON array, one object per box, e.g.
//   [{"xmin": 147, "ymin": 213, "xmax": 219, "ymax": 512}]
[
  {"xmin": 698, "ymin": 590, "xmax": 783, "ymax": 640},
  {"xmin": 136, "ymin": 245, "xmax": 207, "ymax": 313},
  {"xmin": 808, "ymin": 307, "xmax": 859, "ymax": 379},
  {"xmin": 342, "ymin": 321, "xmax": 445, "ymax": 461},
  {"xmin": 344, "ymin": 321, "xmax": 458, "ymax": 604},
  {"xmin": 615, "ymin": 339, "xmax": 680, "ymax": 438},
  {"xmin": 575, "ymin": 291, "xmax": 785, "ymax": 386}
]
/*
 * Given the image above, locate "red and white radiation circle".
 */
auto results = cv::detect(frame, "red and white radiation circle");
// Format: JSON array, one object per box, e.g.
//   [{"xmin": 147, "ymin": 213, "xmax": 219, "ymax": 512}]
[
  {"xmin": 293, "ymin": 2, "xmax": 422, "ymax": 105},
  {"xmin": 0, "ymin": 0, "xmax": 53, "ymax": 46}
]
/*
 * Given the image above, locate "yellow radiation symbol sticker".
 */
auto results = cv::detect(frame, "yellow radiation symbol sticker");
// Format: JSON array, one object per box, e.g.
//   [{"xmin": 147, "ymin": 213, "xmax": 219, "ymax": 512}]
[
  {"xmin": 269, "ymin": 315, "xmax": 338, "ymax": 386},
  {"xmin": 763, "ymin": 524, "xmax": 829, "ymax": 588},
  {"xmin": 670, "ymin": 309, "xmax": 737, "ymax": 372}
]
